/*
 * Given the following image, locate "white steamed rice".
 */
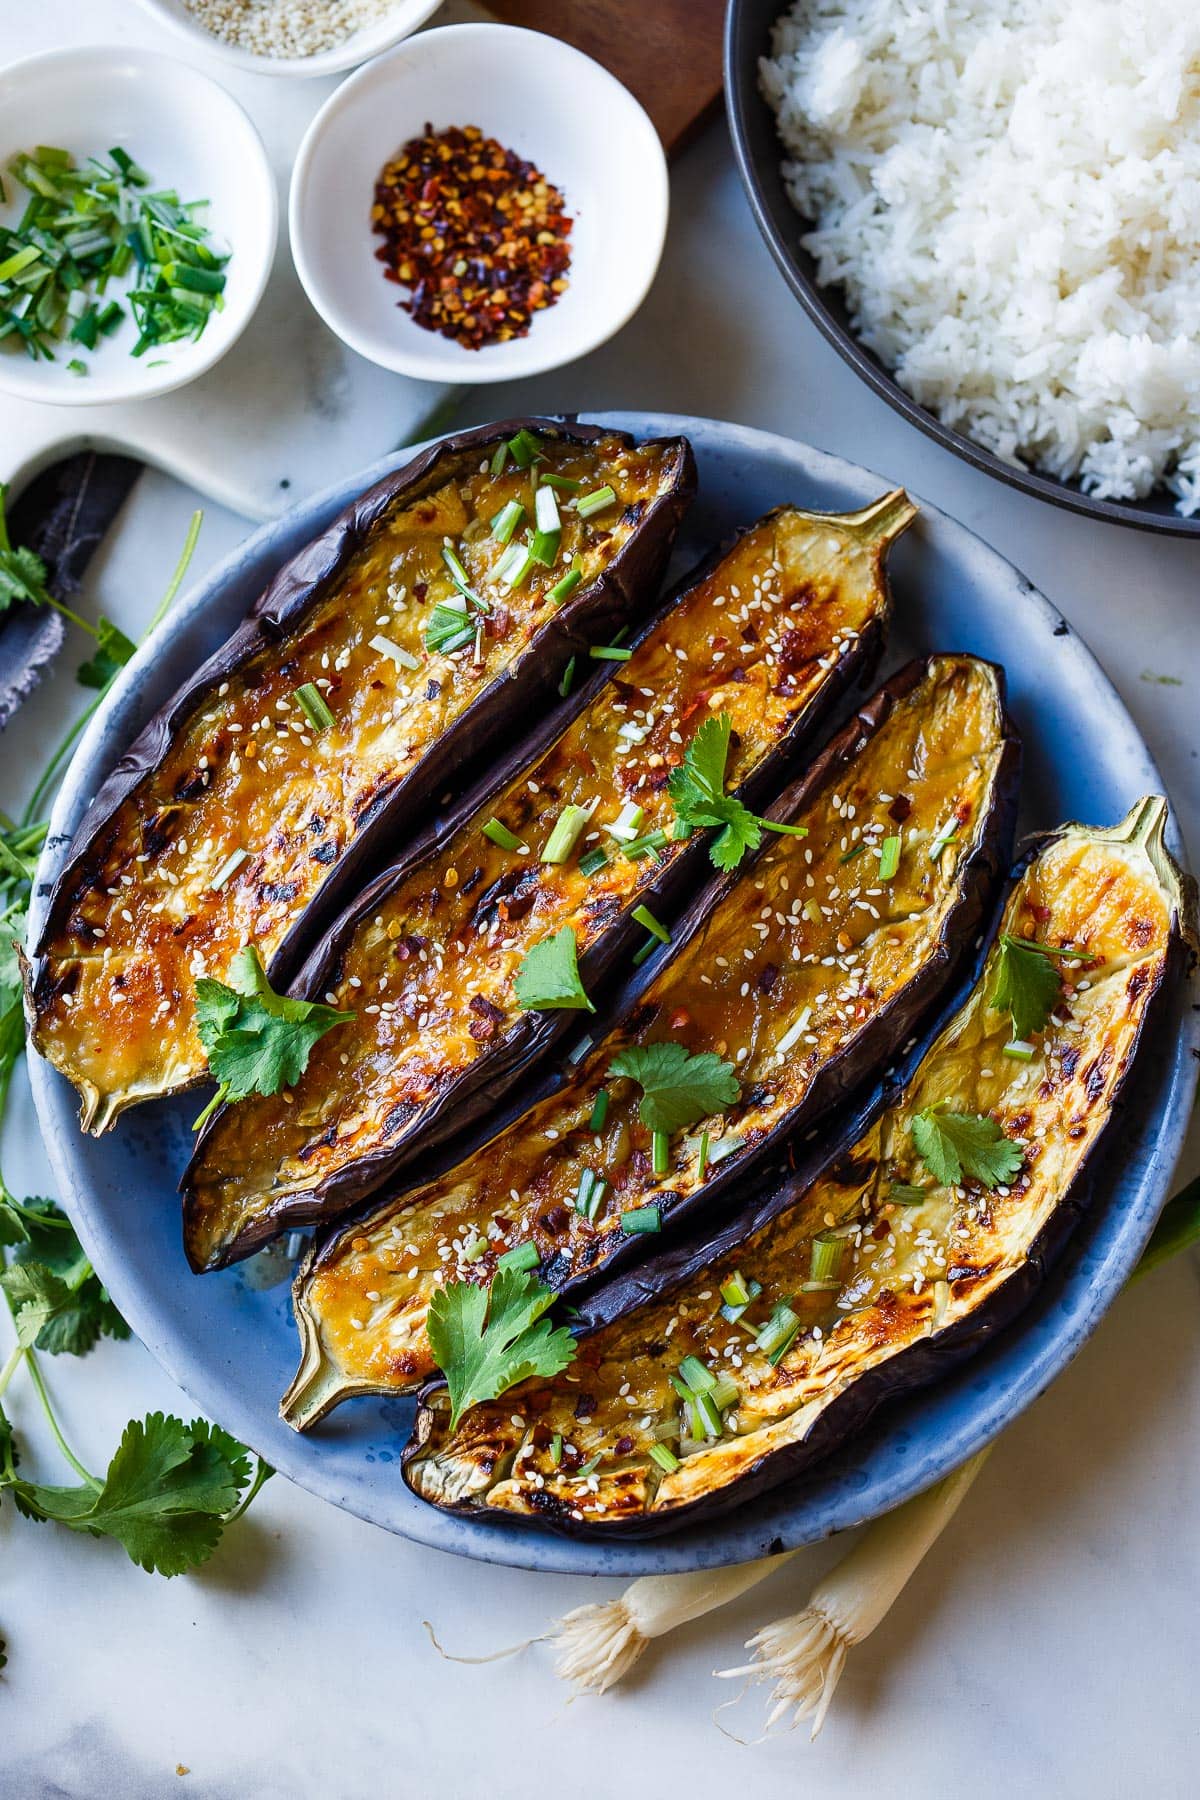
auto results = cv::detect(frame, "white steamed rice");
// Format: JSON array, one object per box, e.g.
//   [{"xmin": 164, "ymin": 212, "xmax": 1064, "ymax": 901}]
[{"xmin": 761, "ymin": 1, "xmax": 1200, "ymax": 512}]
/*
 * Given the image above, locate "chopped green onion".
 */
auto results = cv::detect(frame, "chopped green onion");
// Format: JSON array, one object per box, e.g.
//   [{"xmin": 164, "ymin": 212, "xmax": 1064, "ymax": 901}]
[
  {"xmin": 588, "ymin": 1089, "xmax": 609, "ymax": 1133},
  {"xmin": 294, "ymin": 682, "xmax": 334, "ymax": 732},
  {"xmin": 507, "ymin": 428, "xmax": 543, "ymax": 468},
  {"xmin": 490, "ymin": 500, "xmax": 524, "ymax": 545},
  {"xmin": 632, "ymin": 903, "xmax": 669, "ymax": 944},
  {"xmin": 577, "ymin": 1454, "xmax": 602, "ymax": 1478},
  {"xmin": 462, "ymin": 1235, "xmax": 487, "ymax": 1263},
  {"xmin": 840, "ymin": 843, "xmax": 865, "ymax": 864},
  {"xmin": 588, "ymin": 644, "xmax": 632, "ymax": 662},
  {"xmin": 425, "ymin": 603, "xmax": 475, "ymax": 655},
  {"xmin": 482, "ymin": 817, "xmax": 522, "ymax": 851},
  {"xmin": 878, "ymin": 834, "xmax": 901, "ymax": 880},
  {"xmin": 550, "ymin": 1432, "xmax": 563, "ymax": 1467},
  {"xmin": 719, "ymin": 1274, "xmax": 762, "ymax": 1324},
  {"xmin": 535, "ymin": 483, "xmax": 561, "ymax": 535},
  {"xmin": 930, "ymin": 820, "xmax": 960, "ymax": 860},
  {"xmin": 648, "ymin": 1441, "xmax": 679, "ymax": 1474},
  {"xmin": 670, "ymin": 819, "xmax": 693, "ymax": 842},
  {"xmin": 679, "ymin": 1355, "xmax": 716, "ymax": 1394},
  {"xmin": 632, "ymin": 937, "xmax": 659, "ymax": 967},
  {"xmin": 652, "ymin": 1130, "xmax": 670, "ymax": 1176},
  {"xmin": 696, "ymin": 1127, "xmax": 711, "ymax": 1184},
  {"xmin": 578, "ymin": 847, "xmax": 609, "ymax": 878},
  {"xmin": 541, "ymin": 803, "xmax": 592, "ymax": 865},
  {"xmin": 558, "ymin": 653, "xmax": 577, "ymax": 697},
  {"xmin": 210, "ymin": 848, "xmax": 248, "ymax": 890},
  {"xmin": 760, "ymin": 820, "xmax": 809, "ymax": 839},
  {"xmin": 0, "ymin": 244, "xmax": 42, "ymax": 282},
  {"xmin": 0, "ymin": 146, "xmax": 229, "ymax": 366},
  {"xmin": 620, "ymin": 1206, "xmax": 661, "ymax": 1235},
  {"xmin": 547, "ymin": 561, "xmax": 583, "ymax": 606},
  {"xmin": 706, "ymin": 1133, "xmax": 745, "ymax": 1167},
  {"xmin": 1003, "ymin": 1039, "xmax": 1036, "ymax": 1061},
  {"xmin": 539, "ymin": 472, "xmax": 582, "ymax": 493},
  {"xmin": 607, "ymin": 802, "xmax": 644, "ymax": 843},
  {"xmin": 67, "ymin": 358, "xmax": 86, "ymax": 376},
  {"xmin": 574, "ymin": 1168, "xmax": 606, "ymax": 1221},
  {"xmin": 442, "ymin": 545, "xmax": 487, "ymax": 611},
  {"xmin": 576, "ymin": 484, "xmax": 617, "ymax": 520},
  {"xmin": 692, "ymin": 1391, "xmax": 723, "ymax": 1439},
  {"xmin": 889, "ymin": 1182, "xmax": 930, "ymax": 1205},
  {"xmin": 370, "ymin": 633, "xmax": 421, "ymax": 669},
  {"xmin": 800, "ymin": 1278, "xmax": 842, "ymax": 1293},
  {"xmin": 489, "ymin": 441, "xmax": 508, "ymax": 476},
  {"xmin": 530, "ymin": 528, "xmax": 561, "ymax": 567},
  {"xmin": 621, "ymin": 829, "xmax": 669, "ymax": 860},
  {"xmin": 809, "ymin": 1233, "xmax": 843, "ymax": 1284},
  {"xmin": 710, "ymin": 1374, "xmax": 739, "ymax": 1412},
  {"xmin": 496, "ymin": 539, "xmax": 536, "ymax": 589},
  {"xmin": 755, "ymin": 1302, "xmax": 801, "ymax": 1365},
  {"xmin": 720, "ymin": 1271, "xmax": 751, "ymax": 1309},
  {"xmin": 497, "ymin": 1242, "xmax": 539, "ymax": 1273}
]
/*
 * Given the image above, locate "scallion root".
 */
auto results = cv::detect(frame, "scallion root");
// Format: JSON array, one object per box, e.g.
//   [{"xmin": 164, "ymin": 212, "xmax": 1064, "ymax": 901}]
[
  {"xmin": 552, "ymin": 1557, "xmax": 791, "ymax": 1695},
  {"xmin": 716, "ymin": 1448, "xmax": 991, "ymax": 1739}
]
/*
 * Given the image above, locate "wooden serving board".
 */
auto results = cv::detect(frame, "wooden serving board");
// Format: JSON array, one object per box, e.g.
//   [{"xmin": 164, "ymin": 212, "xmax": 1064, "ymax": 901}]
[{"xmin": 484, "ymin": 0, "xmax": 726, "ymax": 156}]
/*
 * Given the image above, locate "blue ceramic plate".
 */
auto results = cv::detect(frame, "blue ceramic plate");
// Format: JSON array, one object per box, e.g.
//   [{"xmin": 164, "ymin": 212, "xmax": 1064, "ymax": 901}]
[{"xmin": 28, "ymin": 414, "xmax": 1199, "ymax": 1575}]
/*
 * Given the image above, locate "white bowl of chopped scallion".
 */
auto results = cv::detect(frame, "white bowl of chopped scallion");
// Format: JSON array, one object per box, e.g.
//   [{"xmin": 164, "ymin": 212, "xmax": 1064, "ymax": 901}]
[{"xmin": 0, "ymin": 46, "xmax": 277, "ymax": 406}]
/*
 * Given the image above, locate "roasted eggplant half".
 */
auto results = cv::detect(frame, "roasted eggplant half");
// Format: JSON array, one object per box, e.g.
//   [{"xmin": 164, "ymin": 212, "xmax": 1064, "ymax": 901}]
[
  {"xmin": 282, "ymin": 653, "xmax": 1019, "ymax": 1429},
  {"xmin": 405, "ymin": 797, "xmax": 1195, "ymax": 1536},
  {"xmin": 183, "ymin": 491, "xmax": 914, "ymax": 1271},
  {"xmin": 29, "ymin": 421, "xmax": 694, "ymax": 1133}
]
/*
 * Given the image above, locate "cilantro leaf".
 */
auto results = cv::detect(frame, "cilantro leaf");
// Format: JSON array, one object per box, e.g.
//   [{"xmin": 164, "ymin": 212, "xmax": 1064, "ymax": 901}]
[
  {"xmin": 513, "ymin": 926, "xmax": 594, "ymax": 1013},
  {"xmin": 76, "ymin": 615, "xmax": 137, "ymax": 690},
  {"xmin": 427, "ymin": 1268, "xmax": 577, "ymax": 1431},
  {"xmin": 0, "ymin": 540, "xmax": 53, "ymax": 619},
  {"xmin": 990, "ymin": 935, "xmax": 1062, "ymax": 1041},
  {"xmin": 607, "ymin": 1040, "xmax": 740, "ymax": 1134},
  {"xmin": 11, "ymin": 1413, "xmax": 258, "ymax": 1576},
  {"xmin": 910, "ymin": 1107, "xmax": 1024, "ymax": 1189},
  {"xmin": 668, "ymin": 713, "xmax": 764, "ymax": 872},
  {"xmin": 193, "ymin": 947, "xmax": 354, "ymax": 1119},
  {"xmin": 668, "ymin": 712, "xmax": 805, "ymax": 872},
  {"xmin": 1, "ymin": 1198, "xmax": 127, "ymax": 1355}
]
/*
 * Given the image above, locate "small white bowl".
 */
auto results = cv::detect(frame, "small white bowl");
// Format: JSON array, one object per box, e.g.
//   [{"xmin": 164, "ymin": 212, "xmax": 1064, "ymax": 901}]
[
  {"xmin": 0, "ymin": 47, "xmax": 277, "ymax": 409},
  {"xmin": 289, "ymin": 24, "xmax": 670, "ymax": 385},
  {"xmin": 134, "ymin": 0, "xmax": 444, "ymax": 82}
]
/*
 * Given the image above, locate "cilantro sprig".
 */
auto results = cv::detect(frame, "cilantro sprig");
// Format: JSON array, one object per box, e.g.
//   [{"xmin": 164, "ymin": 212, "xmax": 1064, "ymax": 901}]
[
  {"xmin": 668, "ymin": 713, "xmax": 807, "ymax": 873},
  {"xmin": 193, "ymin": 947, "xmax": 355, "ymax": 1130},
  {"xmin": 608, "ymin": 1040, "xmax": 740, "ymax": 1134},
  {"xmin": 910, "ymin": 1105, "xmax": 1024, "ymax": 1190},
  {"xmin": 990, "ymin": 934, "xmax": 1093, "ymax": 1042},
  {"xmin": 427, "ymin": 1266, "xmax": 577, "ymax": 1431},
  {"xmin": 0, "ymin": 503, "xmax": 274, "ymax": 1668},
  {"xmin": 1, "ymin": 483, "xmax": 137, "ymax": 689},
  {"xmin": 513, "ymin": 925, "xmax": 594, "ymax": 1013}
]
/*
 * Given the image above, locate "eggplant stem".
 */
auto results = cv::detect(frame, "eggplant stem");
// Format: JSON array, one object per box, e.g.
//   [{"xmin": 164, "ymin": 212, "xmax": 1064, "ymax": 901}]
[{"xmin": 832, "ymin": 488, "xmax": 918, "ymax": 549}]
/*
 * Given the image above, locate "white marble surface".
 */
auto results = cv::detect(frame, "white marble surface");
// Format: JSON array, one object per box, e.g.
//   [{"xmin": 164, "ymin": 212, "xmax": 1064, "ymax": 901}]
[{"xmin": 2, "ymin": 14, "xmax": 1199, "ymax": 1800}]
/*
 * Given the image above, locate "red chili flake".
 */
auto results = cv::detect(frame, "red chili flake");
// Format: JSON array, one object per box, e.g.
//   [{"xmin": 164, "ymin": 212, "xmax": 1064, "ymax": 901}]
[{"xmin": 371, "ymin": 123, "xmax": 572, "ymax": 351}]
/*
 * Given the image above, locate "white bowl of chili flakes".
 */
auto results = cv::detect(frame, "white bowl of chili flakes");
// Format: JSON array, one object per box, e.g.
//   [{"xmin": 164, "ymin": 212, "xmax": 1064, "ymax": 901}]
[{"xmin": 289, "ymin": 23, "xmax": 670, "ymax": 383}]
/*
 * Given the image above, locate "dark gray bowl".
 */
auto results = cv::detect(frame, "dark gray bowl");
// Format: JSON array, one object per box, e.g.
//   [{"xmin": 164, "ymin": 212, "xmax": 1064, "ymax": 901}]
[{"xmin": 725, "ymin": 0, "xmax": 1200, "ymax": 537}]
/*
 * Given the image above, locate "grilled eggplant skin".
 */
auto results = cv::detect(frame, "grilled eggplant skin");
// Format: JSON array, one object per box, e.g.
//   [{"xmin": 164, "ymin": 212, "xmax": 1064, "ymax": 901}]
[
  {"xmin": 183, "ymin": 492, "xmax": 914, "ymax": 1272},
  {"xmin": 406, "ymin": 797, "xmax": 1195, "ymax": 1537},
  {"xmin": 29, "ymin": 420, "xmax": 694, "ymax": 1135},
  {"xmin": 282, "ymin": 652, "xmax": 1019, "ymax": 1430}
]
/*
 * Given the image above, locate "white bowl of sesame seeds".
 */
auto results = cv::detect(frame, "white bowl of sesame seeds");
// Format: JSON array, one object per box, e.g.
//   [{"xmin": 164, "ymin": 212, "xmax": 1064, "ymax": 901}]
[{"xmin": 134, "ymin": 0, "xmax": 444, "ymax": 79}]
